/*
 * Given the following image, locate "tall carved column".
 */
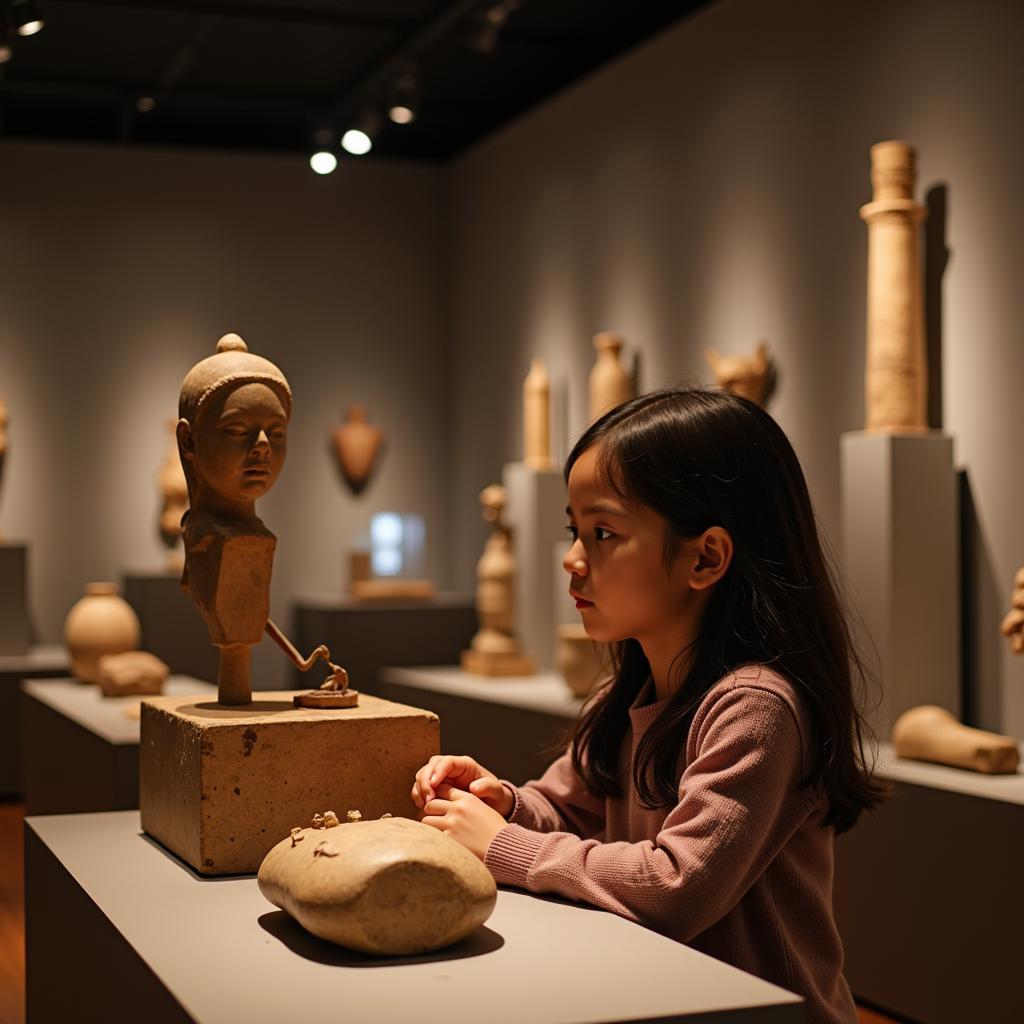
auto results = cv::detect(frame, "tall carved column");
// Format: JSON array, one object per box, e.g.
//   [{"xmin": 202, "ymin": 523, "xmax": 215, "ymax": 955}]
[{"xmin": 859, "ymin": 140, "xmax": 928, "ymax": 432}]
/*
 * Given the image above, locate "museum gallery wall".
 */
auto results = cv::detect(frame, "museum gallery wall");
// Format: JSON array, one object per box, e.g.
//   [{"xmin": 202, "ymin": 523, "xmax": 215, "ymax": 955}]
[{"xmin": 2, "ymin": 0, "xmax": 1024, "ymax": 733}]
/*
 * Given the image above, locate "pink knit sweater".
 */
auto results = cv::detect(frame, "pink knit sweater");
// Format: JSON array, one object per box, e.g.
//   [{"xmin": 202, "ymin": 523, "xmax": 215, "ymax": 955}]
[{"xmin": 484, "ymin": 665, "xmax": 857, "ymax": 1024}]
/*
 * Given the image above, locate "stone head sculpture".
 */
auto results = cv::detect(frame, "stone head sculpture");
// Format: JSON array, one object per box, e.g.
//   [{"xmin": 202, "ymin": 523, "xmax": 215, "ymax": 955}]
[
  {"xmin": 704, "ymin": 341, "xmax": 774, "ymax": 408},
  {"xmin": 176, "ymin": 334, "xmax": 292, "ymax": 703}
]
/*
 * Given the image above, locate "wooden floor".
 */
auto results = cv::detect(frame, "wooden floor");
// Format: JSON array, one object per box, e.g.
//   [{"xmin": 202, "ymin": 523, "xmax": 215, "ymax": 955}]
[{"xmin": 0, "ymin": 800, "xmax": 903, "ymax": 1024}]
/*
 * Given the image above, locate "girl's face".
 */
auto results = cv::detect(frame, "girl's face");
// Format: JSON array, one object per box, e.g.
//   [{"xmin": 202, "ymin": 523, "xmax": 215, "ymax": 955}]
[{"xmin": 563, "ymin": 444, "xmax": 694, "ymax": 645}]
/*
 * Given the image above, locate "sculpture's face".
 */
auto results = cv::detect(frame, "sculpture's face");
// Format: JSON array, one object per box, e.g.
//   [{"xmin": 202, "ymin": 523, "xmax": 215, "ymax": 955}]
[{"xmin": 189, "ymin": 382, "xmax": 288, "ymax": 504}]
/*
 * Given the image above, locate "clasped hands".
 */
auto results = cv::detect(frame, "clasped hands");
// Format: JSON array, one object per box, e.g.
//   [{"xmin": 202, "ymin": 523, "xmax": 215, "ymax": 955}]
[{"xmin": 411, "ymin": 754, "xmax": 513, "ymax": 861}]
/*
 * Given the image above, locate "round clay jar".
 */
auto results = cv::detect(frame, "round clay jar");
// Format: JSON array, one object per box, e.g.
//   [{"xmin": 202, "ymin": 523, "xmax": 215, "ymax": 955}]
[
  {"xmin": 64, "ymin": 582, "xmax": 141, "ymax": 684},
  {"xmin": 556, "ymin": 622, "xmax": 608, "ymax": 698}
]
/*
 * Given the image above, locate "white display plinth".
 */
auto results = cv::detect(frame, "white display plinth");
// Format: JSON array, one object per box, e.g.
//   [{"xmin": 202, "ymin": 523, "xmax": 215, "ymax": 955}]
[
  {"xmin": 834, "ymin": 741, "xmax": 1024, "ymax": 1023},
  {"xmin": 380, "ymin": 665, "xmax": 580, "ymax": 785},
  {"xmin": 22, "ymin": 675, "xmax": 214, "ymax": 814},
  {"xmin": 0, "ymin": 542, "xmax": 31, "ymax": 654},
  {"xmin": 840, "ymin": 432, "xmax": 959, "ymax": 732},
  {"xmin": 25, "ymin": 810, "xmax": 803, "ymax": 1024},
  {"xmin": 502, "ymin": 463, "xmax": 565, "ymax": 670},
  {"xmin": 0, "ymin": 644, "xmax": 68, "ymax": 795}
]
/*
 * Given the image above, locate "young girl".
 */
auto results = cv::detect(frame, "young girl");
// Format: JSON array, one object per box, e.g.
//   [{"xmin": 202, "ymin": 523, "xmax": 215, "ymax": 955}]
[{"xmin": 413, "ymin": 388, "xmax": 884, "ymax": 1024}]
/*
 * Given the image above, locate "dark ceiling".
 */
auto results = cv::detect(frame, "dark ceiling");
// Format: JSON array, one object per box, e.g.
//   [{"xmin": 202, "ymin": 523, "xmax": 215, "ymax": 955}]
[{"xmin": 0, "ymin": 0, "xmax": 711, "ymax": 161}]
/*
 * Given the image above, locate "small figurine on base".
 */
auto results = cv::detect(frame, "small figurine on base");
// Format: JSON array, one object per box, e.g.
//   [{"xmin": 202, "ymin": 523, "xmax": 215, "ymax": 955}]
[
  {"xmin": 461, "ymin": 484, "xmax": 534, "ymax": 677},
  {"xmin": 1000, "ymin": 566, "xmax": 1024, "ymax": 654},
  {"xmin": 705, "ymin": 341, "xmax": 775, "ymax": 408}
]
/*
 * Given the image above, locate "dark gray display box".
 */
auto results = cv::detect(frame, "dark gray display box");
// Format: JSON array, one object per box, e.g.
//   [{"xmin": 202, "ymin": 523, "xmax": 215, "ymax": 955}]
[
  {"xmin": 21, "ymin": 675, "xmax": 214, "ymax": 815},
  {"xmin": 291, "ymin": 592, "xmax": 476, "ymax": 694}
]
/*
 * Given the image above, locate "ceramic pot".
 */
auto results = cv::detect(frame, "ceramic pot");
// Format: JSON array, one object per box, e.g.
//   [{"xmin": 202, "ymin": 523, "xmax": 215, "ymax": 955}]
[
  {"xmin": 332, "ymin": 405, "xmax": 384, "ymax": 496},
  {"xmin": 556, "ymin": 622, "xmax": 609, "ymax": 698},
  {"xmin": 64, "ymin": 582, "xmax": 141, "ymax": 683}
]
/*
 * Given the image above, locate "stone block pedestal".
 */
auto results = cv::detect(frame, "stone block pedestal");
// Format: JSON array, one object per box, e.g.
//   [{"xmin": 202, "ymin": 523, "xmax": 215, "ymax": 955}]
[{"xmin": 140, "ymin": 691, "xmax": 439, "ymax": 875}]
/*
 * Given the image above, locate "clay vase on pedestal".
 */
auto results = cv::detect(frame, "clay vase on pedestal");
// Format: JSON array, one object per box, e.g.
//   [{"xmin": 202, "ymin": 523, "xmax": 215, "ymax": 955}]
[
  {"xmin": 556, "ymin": 623, "xmax": 609, "ymax": 698},
  {"xmin": 589, "ymin": 332, "xmax": 634, "ymax": 423},
  {"xmin": 891, "ymin": 705, "xmax": 1020, "ymax": 775},
  {"xmin": 523, "ymin": 358, "xmax": 553, "ymax": 470},
  {"xmin": 157, "ymin": 417, "xmax": 189, "ymax": 573},
  {"xmin": 859, "ymin": 141, "xmax": 928, "ymax": 433},
  {"xmin": 332, "ymin": 405, "xmax": 385, "ymax": 496},
  {"xmin": 64, "ymin": 582, "xmax": 142, "ymax": 684}
]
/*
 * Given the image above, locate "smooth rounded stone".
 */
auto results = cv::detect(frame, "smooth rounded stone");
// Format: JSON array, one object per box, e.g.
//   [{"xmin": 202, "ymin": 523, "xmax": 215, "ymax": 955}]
[{"xmin": 258, "ymin": 816, "xmax": 497, "ymax": 955}]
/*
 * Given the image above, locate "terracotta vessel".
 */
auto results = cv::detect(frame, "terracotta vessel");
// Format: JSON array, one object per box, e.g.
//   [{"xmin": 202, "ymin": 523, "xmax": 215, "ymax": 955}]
[
  {"xmin": 860, "ymin": 141, "xmax": 928, "ymax": 433},
  {"xmin": 332, "ymin": 405, "xmax": 385, "ymax": 496},
  {"xmin": 156, "ymin": 417, "xmax": 189, "ymax": 572},
  {"xmin": 588, "ymin": 332, "xmax": 633, "ymax": 423},
  {"xmin": 892, "ymin": 705, "xmax": 1020, "ymax": 775},
  {"xmin": 64, "ymin": 582, "xmax": 142, "ymax": 684},
  {"xmin": 705, "ymin": 342, "xmax": 773, "ymax": 407},
  {"xmin": 556, "ymin": 623, "xmax": 609, "ymax": 698},
  {"xmin": 523, "ymin": 358, "xmax": 553, "ymax": 470},
  {"xmin": 258, "ymin": 813, "xmax": 496, "ymax": 955}
]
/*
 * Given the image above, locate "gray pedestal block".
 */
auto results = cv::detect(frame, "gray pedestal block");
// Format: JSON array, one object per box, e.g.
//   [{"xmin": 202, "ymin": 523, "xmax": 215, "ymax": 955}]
[
  {"xmin": 502, "ymin": 463, "xmax": 566, "ymax": 670},
  {"xmin": 840, "ymin": 432, "xmax": 959, "ymax": 733},
  {"xmin": 122, "ymin": 572, "xmax": 218, "ymax": 682},
  {"xmin": 291, "ymin": 593, "xmax": 475, "ymax": 694},
  {"xmin": 22, "ymin": 675, "xmax": 214, "ymax": 814},
  {"xmin": 0, "ymin": 542, "xmax": 31, "ymax": 654},
  {"xmin": 835, "ymin": 742, "xmax": 1024, "ymax": 1024},
  {"xmin": 0, "ymin": 645, "xmax": 68, "ymax": 796}
]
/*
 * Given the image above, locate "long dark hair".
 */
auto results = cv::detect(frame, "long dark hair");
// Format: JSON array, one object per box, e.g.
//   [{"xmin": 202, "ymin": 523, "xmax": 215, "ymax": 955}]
[{"xmin": 567, "ymin": 388, "xmax": 886, "ymax": 833}]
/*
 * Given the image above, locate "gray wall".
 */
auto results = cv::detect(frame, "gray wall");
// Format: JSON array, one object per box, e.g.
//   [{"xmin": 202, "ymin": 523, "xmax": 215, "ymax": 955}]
[
  {"xmin": 0, "ymin": 141, "xmax": 450, "ymax": 688},
  {"xmin": 448, "ymin": 0, "xmax": 1024, "ymax": 733}
]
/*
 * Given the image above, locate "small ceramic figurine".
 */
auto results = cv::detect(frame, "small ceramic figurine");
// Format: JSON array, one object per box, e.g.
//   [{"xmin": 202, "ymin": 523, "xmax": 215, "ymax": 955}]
[
  {"xmin": 258, "ymin": 812, "xmax": 496, "ymax": 955},
  {"xmin": 588, "ymin": 332, "xmax": 634, "ymax": 423},
  {"xmin": 704, "ymin": 342, "xmax": 774, "ymax": 407},
  {"xmin": 177, "ymin": 334, "xmax": 356, "ymax": 706},
  {"xmin": 523, "ymin": 358, "xmax": 554, "ymax": 470},
  {"xmin": 157, "ymin": 417, "xmax": 189, "ymax": 572},
  {"xmin": 860, "ymin": 140, "xmax": 928, "ymax": 433},
  {"xmin": 1000, "ymin": 566, "xmax": 1024, "ymax": 653},
  {"xmin": 891, "ymin": 705, "xmax": 1020, "ymax": 774},
  {"xmin": 461, "ymin": 484, "xmax": 534, "ymax": 676},
  {"xmin": 332, "ymin": 405, "xmax": 385, "ymax": 496}
]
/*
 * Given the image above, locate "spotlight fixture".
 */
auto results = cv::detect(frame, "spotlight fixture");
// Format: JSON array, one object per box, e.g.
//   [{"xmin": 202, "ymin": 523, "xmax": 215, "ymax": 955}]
[
  {"xmin": 341, "ymin": 108, "xmax": 382, "ymax": 156},
  {"xmin": 387, "ymin": 66, "xmax": 419, "ymax": 126},
  {"xmin": 466, "ymin": 0, "xmax": 521, "ymax": 55},
  {"xmin": 11, "ymin": 0, "xmax": 44, "ymax": 37},
  {"xmin": 136, "ymin": 95, "xmax": 156, "ymax": 114},
  {"xmin": 0, "ymin": 41, "xmax": 11, "ymax": 65}
]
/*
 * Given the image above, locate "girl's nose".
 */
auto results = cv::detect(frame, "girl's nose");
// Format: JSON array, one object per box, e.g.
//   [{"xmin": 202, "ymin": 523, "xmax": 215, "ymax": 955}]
[{"xmin": 563, "ymin": 538, "xmax": 588, "ymax": 577}]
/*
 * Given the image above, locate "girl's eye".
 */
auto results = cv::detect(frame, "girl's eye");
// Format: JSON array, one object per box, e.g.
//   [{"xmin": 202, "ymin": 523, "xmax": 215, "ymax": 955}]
[
  {"xmin": 565, "ymin": 525, "xmax": 579, "ymax": 540},
  {"xmin": 595, "ymin": 526, "xmax": 615, "ymax": 541}
]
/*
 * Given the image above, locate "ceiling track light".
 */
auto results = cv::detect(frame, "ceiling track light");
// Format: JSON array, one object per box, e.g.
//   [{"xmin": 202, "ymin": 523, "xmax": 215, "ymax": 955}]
[
  {"xmin": 387, "ymin": 65, "xmax": 419, "ymax": 126},
  {"xmin": 10, "ymin": 0, "xmax": 44, "ymax": 37},
  {"xmin": 309, "ymin": 126, "xmax": 338, "ymax": 174},
  {"xmin": 341, "ymin": 108, "xmax": 382, "ymax": 156},
  {"xmin": 466, "ymin": 0, "xmax": 521, "ymax": 55}
]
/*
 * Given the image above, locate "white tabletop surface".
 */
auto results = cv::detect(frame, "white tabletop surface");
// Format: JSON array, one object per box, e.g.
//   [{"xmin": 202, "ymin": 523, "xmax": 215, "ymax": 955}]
[
  {"xmin": 21, "ymin": 676, "xmax": 216, "ymax": 744},
  {"xmin": 0, "ymin": 644, "xmax": 69, "ymax": 673},
  {"xmin": 382, "ymin": 665, "xmax": 583, "ymax": 718},
  {"xmin": 26, "ymin": 810, "xmax": 801, "ymax": 1024},
  {"xmin": 877, "ymin": 740, "xmax": 1024, "ymax": 805}
]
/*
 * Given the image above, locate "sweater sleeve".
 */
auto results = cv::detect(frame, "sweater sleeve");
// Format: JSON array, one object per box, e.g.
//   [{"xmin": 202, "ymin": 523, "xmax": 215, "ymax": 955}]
[
  {"xmin": 484, "ymin": 685, "xmax": 815, "ymax": 940},
  {"xmin": 501, "ymin": 748, "xmax": 607, "ymax": 839}
]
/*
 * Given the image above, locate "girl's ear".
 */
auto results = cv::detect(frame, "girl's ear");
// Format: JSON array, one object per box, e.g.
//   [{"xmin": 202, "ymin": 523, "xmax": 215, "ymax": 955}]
[{"xmin": 691, "ymin": 527, "xmax": 733, "ymax": 590}]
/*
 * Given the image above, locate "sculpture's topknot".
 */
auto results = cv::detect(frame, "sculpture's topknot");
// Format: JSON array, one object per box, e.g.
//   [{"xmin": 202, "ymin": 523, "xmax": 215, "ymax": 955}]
[{"xmin": 217, "ymin": 333, "xmax": 248, "ymax": 354}]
